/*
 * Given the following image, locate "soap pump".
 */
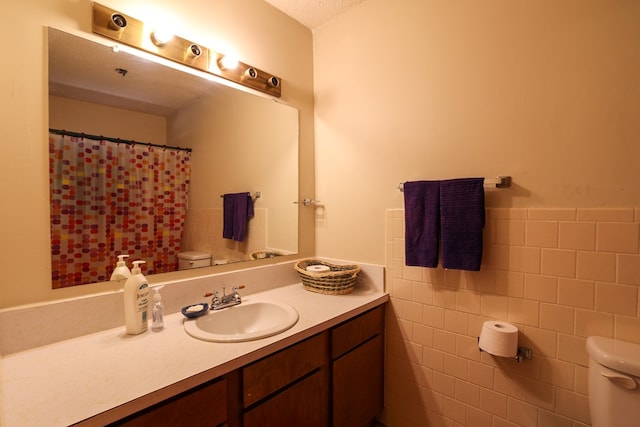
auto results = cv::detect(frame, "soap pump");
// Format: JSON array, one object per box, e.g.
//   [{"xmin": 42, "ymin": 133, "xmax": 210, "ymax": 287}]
[
  {"xmin": 110, "ymin": 254, "xmax": 131, "ymax": 281},
  {"xmin": 123, "ymin": 260, "xmax": 149, "ymax": 335},
  {"xmin": 151, "ymin": 285, "xmax": 165, "ymax": 332}
]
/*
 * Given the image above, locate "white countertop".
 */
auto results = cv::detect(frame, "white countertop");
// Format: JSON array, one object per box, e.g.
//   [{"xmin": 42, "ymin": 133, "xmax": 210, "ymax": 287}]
[{"xmin": 0, "ymin": 283, "xmax": 388, "ymax": 427}]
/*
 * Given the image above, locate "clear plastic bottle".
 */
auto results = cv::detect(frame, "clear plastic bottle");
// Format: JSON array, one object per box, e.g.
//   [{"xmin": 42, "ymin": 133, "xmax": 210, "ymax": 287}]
[{"xmin": 151, "ymin": 285, "xmax": 164, "ymax": 332}]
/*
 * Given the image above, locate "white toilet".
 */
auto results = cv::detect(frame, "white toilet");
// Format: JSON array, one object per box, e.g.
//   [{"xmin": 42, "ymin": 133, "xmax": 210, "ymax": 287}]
[
  {"xmin": 586, "ymin": 336, "xmax": 640, "ymax": 427},
  {"xmin": 177, "ymin": 251, "xmax": 212, "ymax": 270}
]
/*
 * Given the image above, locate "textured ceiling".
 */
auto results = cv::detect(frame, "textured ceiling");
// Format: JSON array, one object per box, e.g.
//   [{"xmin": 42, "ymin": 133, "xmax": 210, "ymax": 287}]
[{"xmin": 263, "ymin": 0, "xmax": 367, "ymax": 29}]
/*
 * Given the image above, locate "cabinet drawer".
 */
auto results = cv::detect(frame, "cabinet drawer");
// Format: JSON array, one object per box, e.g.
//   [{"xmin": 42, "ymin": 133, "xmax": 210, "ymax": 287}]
[
  {"xmin": 332, "ymin": 305, "xmax": 384, "ymax": 359},
  {"xmin": 108, "ymin": 377, "xmax": 227, "ymax": 427},
  {"xmin": 243, "ymin": 332, "xmax": 327, "ymax": 407},
  {"xmin": 244, "ymin": 369, "xmax": 328, "ymax": 427}
]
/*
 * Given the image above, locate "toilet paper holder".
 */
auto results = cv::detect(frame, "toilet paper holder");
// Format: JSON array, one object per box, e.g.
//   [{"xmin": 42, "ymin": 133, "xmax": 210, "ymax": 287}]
[{"xmin": 477, "ymin": 337, "xmax": 532, "ymax": 363}]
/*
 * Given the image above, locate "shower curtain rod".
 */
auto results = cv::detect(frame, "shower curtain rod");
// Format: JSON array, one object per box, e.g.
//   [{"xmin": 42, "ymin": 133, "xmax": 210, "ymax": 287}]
[{"xmin": 49, "ymin": 128, "xmax": 193, "ymax": 153}]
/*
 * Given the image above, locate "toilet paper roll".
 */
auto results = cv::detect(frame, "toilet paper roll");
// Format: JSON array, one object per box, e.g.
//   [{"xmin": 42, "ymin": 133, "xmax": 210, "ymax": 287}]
[
  {"xmin": 306, "ymin": 265, "xmax": 331, "ymax": 273},
  {"xmin": 478, "ymin": 320, "xmax": 518, "ymax": 358}
]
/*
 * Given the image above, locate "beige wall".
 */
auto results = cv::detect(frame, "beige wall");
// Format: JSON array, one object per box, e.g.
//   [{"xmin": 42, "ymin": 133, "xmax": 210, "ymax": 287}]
[
  {"xmin": 313, "ymin": 0, "xmax": 640, "ymax": 265},
  {"xmin": 0, "ymin": 0, "xmax": 314, "ymax": 309},
  {"xmin": 49, "ymin": 96, "xmax": 167, "ymax": 144},
  {"xmin": 170, "ymin": 87, "xmax": 298, "ymax": 253},
  {"xmin": 312, "ymin": 1, "xmax": 640, "ymax": 426}
]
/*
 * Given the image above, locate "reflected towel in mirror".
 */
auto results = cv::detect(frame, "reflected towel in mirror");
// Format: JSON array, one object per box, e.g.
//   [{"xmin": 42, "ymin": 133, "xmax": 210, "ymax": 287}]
[{"xmin": 223, "ymin": 192, "xmax": 255, "ymax": 241}]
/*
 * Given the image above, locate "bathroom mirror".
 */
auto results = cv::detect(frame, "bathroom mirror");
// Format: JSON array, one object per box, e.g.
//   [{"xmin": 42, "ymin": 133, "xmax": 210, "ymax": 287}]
[{"xmin": 48, "ymin": 28, "xmax": 298, "ymax": 288}]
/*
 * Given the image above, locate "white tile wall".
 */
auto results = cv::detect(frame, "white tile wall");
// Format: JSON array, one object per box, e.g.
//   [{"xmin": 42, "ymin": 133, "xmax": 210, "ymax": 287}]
[{"xmin": 382, "ymin": 208, "xmax": 640, "ymax": 427}]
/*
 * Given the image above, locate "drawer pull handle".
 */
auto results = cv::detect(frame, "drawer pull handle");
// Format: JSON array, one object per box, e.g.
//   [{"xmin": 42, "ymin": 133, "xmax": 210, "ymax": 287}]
[{"xmin": 601, "ymin": 371, "xmax": 637, "ymax": 390}]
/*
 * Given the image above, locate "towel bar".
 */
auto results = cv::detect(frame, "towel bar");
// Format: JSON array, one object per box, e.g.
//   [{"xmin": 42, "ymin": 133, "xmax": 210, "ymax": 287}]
[
  {"xmin": 219, "ymin": 192, "xmax": 261, "ymax": 201},
  {"xmin": 398, "ymin": 176, "xmax": 511, "ymax": 192}
]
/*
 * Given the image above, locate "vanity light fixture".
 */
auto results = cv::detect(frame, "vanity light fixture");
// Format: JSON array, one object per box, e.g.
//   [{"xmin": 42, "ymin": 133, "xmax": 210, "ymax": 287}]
[
  {"xmin": 267, "ymin": 76, "xmax": 280, "ymax": 88},
  {"xmin": 92, "ymin": 2, "xmax": 282, "ymax": 97},
  {"xmin": 187, "ymin": 44, "xmax": 202, "ymax": 58},
  {"xmin": 108, "ymin": 13, "xmax": 127, "ymax": 31},
  {"xmin": 244, "ymin": 67, "xmax": 258, "ymax": 80}
]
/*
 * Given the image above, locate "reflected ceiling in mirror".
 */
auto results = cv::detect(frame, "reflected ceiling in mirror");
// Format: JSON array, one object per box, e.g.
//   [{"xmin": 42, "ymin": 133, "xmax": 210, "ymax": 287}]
[{"xmin": 48, "ymin": 28, "xmax": 298, "ymax": 289}]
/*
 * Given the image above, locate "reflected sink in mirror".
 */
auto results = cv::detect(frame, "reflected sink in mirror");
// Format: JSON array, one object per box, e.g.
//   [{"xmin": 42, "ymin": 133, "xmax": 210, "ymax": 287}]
[{"xmin": 184, "ymin": 300, "xmax": 299, "ymax": 342}]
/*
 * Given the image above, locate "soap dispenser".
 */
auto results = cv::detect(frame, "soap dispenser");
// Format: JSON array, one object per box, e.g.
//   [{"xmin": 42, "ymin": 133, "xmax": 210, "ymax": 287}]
[
  {"xmin": 151, "ymin": 285, "xmax": 164, "ymax": 332},
  {"xmin": 123, "ymin": 260, "xmax": 149, "ymax": 335},
  {"xmin": 110, "ymin": 254, "xmax": 132, "ymax": 281}
]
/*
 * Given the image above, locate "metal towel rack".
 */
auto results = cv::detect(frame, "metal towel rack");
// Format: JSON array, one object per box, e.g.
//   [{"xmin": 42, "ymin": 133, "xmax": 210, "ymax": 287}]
[
  {"xmin": 220, "ymin": 192, "xmax": 261, "ymax": 201},
  {"xmin": 397, "ymin": 176, "xmax": 511, "ymax": 192}
]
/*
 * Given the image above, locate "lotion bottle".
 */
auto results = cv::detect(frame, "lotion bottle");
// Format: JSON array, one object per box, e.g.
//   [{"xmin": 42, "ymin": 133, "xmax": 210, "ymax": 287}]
[
  {"xmin": 110, "ymin": 254, "xmax": 132, "ymax": 281},
  {"xmin": 123, "ymin": 260, "xmax": 149, "ymax": 335}
]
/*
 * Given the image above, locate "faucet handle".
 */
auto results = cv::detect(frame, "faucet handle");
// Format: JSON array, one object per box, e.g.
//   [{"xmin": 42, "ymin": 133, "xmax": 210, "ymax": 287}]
[
  {"xmin": 232, "ymin": 285, "xmax": 244, "ymax": 303},
  {"xmin": 210, "ymin": 291, "xmax": 220, "ymax": 306}
]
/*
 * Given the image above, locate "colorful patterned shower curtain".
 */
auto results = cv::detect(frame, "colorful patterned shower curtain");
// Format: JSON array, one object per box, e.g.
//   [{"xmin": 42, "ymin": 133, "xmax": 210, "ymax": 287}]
[{"xmin": 49, "ymin": 132, "xmax": 191, "ymax": 288}]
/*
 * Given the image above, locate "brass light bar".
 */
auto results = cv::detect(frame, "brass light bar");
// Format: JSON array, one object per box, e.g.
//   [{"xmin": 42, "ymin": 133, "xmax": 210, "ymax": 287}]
[{"xmin": 91, "ymin": 2, "xmax": 281, "ymax": 97}]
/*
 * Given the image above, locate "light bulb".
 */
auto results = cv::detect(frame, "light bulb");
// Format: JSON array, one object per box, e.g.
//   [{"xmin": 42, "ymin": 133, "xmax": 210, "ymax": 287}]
[
  {"xmin": 218, "ymin": 55, "xmax": 239, "ymax": 70},
  {"xmin": 150, "ymin": 28, "xmax": 174, "ymax": 46}
]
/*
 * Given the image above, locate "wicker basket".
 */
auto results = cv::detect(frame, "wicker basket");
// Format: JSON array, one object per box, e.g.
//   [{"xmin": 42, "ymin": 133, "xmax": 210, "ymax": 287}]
[
  {"xmin": 294, "ymin": 259, "xmax": 361, "ymax": 295},
  {"xmin": 250, "ymin": 250, "xmax": 285, "ymax": 260}
]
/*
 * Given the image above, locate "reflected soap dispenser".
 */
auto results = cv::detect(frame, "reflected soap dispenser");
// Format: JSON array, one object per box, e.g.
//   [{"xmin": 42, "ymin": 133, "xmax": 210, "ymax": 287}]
[
  {"xmin": 110, "ymin": 254, "xmax": 131, "ymax": 281},
  {"xmin": 151, "ymin": 285, "xmax": 164, "ymax": 332},
  {"xmin": 123, "ymin": 260, "xmax": 149, "ymax": 335}
]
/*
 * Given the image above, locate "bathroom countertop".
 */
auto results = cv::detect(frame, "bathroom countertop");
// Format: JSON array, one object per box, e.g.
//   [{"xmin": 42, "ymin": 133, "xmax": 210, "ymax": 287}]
[{"xmin": 0, "ymin": 283, "xmax": 388, "ymax": 427}]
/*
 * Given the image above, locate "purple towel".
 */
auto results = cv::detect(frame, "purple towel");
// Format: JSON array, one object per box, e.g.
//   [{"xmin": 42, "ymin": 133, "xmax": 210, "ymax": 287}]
[
  {"xmin": 403, "ymin": 181, "xmax": 440, "ymax": 267},
  {"xmin": 223, "ymin": 192, "xmax": 254, "ymax": 242},
  {"xmin": 440, "ymin": 178, "xmax": 485, "ymax": 271}
]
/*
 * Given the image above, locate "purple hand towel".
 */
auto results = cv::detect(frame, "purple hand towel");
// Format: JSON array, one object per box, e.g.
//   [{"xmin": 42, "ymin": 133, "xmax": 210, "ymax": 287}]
[
  {"xmin": 403, "ymin": 181, "xmax": 440, "ymax": 267},
  {"xmin": 440, "ymin": 178, "xmax": 485, "ymax": 271},
  {"xmin": 223, "ymin": 192, "xmax": 254, "ymax": 242}
]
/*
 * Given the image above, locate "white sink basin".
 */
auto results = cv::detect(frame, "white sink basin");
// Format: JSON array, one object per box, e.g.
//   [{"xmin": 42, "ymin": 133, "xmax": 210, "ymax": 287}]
[{"xmin": 184, "ymin": 300, "xmax": 299, "ymax": 342}]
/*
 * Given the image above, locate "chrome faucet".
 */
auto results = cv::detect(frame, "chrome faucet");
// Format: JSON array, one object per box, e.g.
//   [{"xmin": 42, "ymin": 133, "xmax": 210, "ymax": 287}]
[{"xmin": 208, "ymin": 285, "xmax": 244, "ymax": 310}]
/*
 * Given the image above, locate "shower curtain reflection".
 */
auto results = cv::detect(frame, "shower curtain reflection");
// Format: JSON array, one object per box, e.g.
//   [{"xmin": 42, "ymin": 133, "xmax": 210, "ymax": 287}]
[{"xmin": 49, "ymin": 132, "xmax": 191, "ymax": 288}]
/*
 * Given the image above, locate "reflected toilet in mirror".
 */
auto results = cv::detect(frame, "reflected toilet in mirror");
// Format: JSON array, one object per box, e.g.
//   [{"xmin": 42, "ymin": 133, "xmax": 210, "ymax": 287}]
[{"xmin": 177, "ymin": 252, "xmax": 212, "ymax": 270}]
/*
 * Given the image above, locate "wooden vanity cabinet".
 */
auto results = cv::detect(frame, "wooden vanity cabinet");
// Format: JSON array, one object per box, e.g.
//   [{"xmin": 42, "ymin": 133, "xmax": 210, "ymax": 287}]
[{"xmin": 97, "ymin": 304, "xmax": 385, "ymax": 427}]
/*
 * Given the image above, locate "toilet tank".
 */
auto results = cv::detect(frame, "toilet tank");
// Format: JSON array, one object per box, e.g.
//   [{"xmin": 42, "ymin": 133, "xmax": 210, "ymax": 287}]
[
  {"xmin": 586, "ymin": 336, "xmax": 640, "ymax": 427},
  {"xmin": 178, "ymin": 251, "xmax": 212, "ymax": 270}
]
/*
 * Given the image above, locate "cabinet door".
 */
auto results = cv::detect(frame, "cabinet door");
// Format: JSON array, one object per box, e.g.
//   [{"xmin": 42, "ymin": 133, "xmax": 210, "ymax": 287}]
[
  {"xmin": 108, "ymin": 377, "xmax": 227, "ymax": 427},
  {"xmin": 333, "ymin": 335, "xmax": 384, "ymax": 427},
  {"xmin": 332, "ymin": 306, "xmax": 384, "ymax": 359},
  {"xmin": 243, "ymin": 332, "xmax": 327, "ymax": 407},
  {"xmin": 244, "ymin": 369, "xmax": 328, "ymax": 427}
]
